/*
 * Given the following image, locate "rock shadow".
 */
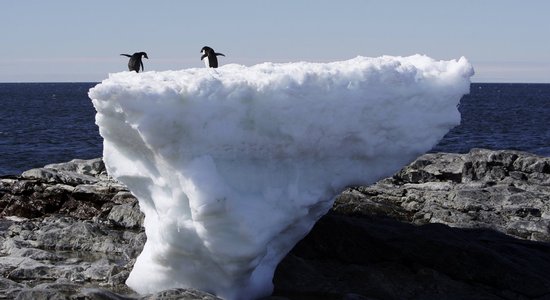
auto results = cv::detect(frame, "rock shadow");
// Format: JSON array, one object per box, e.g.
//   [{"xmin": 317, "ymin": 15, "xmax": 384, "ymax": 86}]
[{"xmin": 273, "ymin": 212, "xmax": 550, "ymax": 300}]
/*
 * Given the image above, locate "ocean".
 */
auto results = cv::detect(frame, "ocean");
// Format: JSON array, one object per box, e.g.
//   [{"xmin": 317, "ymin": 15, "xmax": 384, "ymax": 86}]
[{"xmin": 0, "ymin": 82, "xmax": 549, "ymax": 176}]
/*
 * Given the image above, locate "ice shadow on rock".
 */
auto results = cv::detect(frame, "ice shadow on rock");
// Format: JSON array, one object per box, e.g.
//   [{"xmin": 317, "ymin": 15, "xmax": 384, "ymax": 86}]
[{"xmin": 273, "ymin": 212, "xmax": 550, "ymax": 300}]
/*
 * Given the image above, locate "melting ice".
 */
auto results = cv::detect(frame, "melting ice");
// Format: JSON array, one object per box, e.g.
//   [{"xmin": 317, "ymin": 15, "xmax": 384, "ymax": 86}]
[{"xmin": 89, "ymin": 55, "xmax": 474, "ymax": 300}]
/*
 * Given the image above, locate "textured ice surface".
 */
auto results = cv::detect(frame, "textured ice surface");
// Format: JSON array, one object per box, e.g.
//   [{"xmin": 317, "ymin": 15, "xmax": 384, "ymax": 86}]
[{"xmin": 89, "ymin": 55, "xmax": 473, "ymax": 300}]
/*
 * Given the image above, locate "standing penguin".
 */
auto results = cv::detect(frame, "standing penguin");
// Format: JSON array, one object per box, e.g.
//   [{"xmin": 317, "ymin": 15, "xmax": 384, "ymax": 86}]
[
  {"xmin": 200, "ymin": 46, "xmax": 225, "ymax": 68},
  {"xmin": 120, "ymin": 52, "xmax": 148, "ymax": 72}
]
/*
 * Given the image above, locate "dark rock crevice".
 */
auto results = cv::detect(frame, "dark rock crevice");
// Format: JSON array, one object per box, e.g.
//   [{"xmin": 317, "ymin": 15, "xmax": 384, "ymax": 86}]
[{"xmin": 275, "ymin": 213, "xmax": 550, "ymax": 300}]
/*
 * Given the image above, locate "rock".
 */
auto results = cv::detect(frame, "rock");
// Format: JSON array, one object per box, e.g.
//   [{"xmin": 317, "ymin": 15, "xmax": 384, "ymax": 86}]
[
  {"xmin": 0, "ymin": 215, "xmax": 145, "ymax": 299},
  {"xmin": 82, "ymin": 258, "xmax": 119, "ymax": 281},
  {"xmin": 140, "ymin": 288, "xmax": 223, "ymax": 300},
  {"xmin": 81, "ymin": 288, "xmax": 139, "ymax": 300},
  {"xmin": 0, "ymin": 256, "xmax": 52, "ymax": 281},
  {"xmin": 334, "ymin": 148, "xmax": 550, "ymax": 242},
  {"xmin": 107, "ymin": 202, "xmax": 144, "ymax": 229},
  {"xmin": 14, "ymin": 284, "xmax": 221, "ymax": 300},
  {"xmin": 1, "ymin": 158, "xmax": 134, "ymax": 220},
  {"xmin": 14, "ymin": 283, "xmax": 130, "ymax": 300},
  {"xmin": 44, "ymin": 158, "xmax": 107, "ymax": 178},
  {"xmin": 112, "ymin": 191, "xmax": 139, "ymax": 205},
  {"xmin": 21, "ymin": 168, "xmax": 99, "ymax": 185},
  {"xmin": 0, "ymin": 277, "xmax": 23, "ymax": 299}
]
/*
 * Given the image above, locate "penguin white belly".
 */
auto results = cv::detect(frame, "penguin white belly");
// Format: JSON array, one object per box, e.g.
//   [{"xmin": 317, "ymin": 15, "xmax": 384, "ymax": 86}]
[{"xmin": 203, "ymin": 56, "xmax": 210, "ymax": 68}]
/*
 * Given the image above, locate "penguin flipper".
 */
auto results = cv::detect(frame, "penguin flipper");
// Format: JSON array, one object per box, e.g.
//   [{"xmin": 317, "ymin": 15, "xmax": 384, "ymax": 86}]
[
  {"xmin": 216, "ymin": 53, "xmax": 225, "ymax": 57},
  {"xmin": 140, "ymin": 61, "xmax": 144, "ymax": 72},
  {"xmin": 201, "ymin": 54, "xmax": 207, "ymax": 60},
  {"xmin": 120, "ymin": 54, "xmax": 132, "ymax": 57}
]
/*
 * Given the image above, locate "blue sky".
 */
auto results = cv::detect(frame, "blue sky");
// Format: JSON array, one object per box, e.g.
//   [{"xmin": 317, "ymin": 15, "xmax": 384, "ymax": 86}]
[{"xmin": 1, "ymin": 0, "xmax": 549, "ymax": 82}]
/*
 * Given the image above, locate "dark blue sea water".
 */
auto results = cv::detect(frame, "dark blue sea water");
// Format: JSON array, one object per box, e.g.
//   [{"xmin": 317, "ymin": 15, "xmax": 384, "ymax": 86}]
[
  {"xmin": 0, "ymin": 83, "xmax": 549, "ymax": 176},
  {"xmin": 0, "ymin": 83, "xmax": 102, "ymax": 176},
  {"xmin": 430, "ymin": 83, "xmax": 550, "ymax": 155}
]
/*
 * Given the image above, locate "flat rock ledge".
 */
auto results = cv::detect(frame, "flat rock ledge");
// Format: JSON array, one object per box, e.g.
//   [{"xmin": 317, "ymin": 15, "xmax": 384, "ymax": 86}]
[{"xmin": 1, "ymin": 149, "xmax": 549, "ymax": 300}]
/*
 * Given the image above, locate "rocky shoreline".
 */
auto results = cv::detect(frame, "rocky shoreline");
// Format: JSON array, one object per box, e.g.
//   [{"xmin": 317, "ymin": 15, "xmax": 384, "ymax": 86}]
[{"xmin": 1, "ymin": 149, "xmax": 549, "ymax": 299}]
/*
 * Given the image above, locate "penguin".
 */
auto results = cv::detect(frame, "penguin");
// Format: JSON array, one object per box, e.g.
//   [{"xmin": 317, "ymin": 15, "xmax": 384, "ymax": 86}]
[
  {"xmin": 200, "ymin": 46, "xmax": 225, "ymax": 68},
  {"xmin": 120, "ymin": 52, "xmax": 148, "ymax": 72}
]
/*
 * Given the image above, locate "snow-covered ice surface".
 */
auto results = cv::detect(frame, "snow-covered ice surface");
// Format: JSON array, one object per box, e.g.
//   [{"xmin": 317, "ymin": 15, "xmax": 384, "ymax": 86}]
[{"xmin": 89, "ymin": 55, "xmax": 473, "ymax": 300}]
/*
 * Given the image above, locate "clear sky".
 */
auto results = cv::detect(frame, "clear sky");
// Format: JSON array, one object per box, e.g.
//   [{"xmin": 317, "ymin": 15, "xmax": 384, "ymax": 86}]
[{"xmin": 1, "ymin": 0, "xmax": 549, "ymax": 83}]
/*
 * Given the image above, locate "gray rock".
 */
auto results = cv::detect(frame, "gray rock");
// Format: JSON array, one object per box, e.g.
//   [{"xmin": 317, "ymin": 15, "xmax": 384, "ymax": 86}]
[
  {"xmin": 0, "ymin": 215, "xmax": 145, "ymax": 299},
  {"xmin": 0, "ymin": 256, "xmax": 48, "ymax": 280},
  {"xmin": 111, "ymin": 191, "xmax": 138, "ymax": 205},
  {"xmin": 140, "ymin": 288, "xmax": 222, "ymax": 300},
  {"xmin": 334, "ymin": 148, "xmax": 550, "ymax": 242},
  {"xmin": 45, "ymin": 158, "xmax": 106, "ymax": 177},
  {"xmin": 21, "ymin": 168, "xmax": 99, "ymax": 185},
  {"xmin": 14, "ymin": 284, "xmax": 221, "ymax": 300},
  {"xmin": 82, "ymin": 258, "xmax": 119, "ymax": 282},
  {"xmin": 108, "ymin": 202, "xmax": 144, "ymax": 229},
  {"xmin": 81, "ymin": 288, "xmax": 138, "ymax": 300},
  {"xmin": 1, "ymin": 158, "xmax": 133, "ymax": 220},
  {"xmin": 14, "ymin": 283, "xmax": 122, "ymax": 300},
  {"xmin": 0, "ymin": 277, "xmax": 24, "ymax": 299}
]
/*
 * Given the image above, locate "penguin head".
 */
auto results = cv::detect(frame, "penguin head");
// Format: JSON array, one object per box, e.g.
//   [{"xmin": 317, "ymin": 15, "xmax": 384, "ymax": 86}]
[
  {"xmin": 201, "ymin": 46, "xmax": 213, "ymax": 55},
  {"xmin": 140, "ymin": 52, "xmax": 149, "ymax": 59}
]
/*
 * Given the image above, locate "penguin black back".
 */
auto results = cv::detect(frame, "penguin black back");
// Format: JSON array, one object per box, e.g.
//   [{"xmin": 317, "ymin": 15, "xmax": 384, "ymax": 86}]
[
  {"xmin": 120, "ymin": 52, "xmax": 148, "ymax": 72},
  {"xmin": 200, "ymin": 46, "xmax": 225, "ymax": 68}
]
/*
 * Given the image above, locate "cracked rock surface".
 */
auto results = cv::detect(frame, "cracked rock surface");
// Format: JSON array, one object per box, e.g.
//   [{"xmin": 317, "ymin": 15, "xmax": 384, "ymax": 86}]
[{"xmin": 334, "ymin": 148, "xmax": 550, "ymax": 242}]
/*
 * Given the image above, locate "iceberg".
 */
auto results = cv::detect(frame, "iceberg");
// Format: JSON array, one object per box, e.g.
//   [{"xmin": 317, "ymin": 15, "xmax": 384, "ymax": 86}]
[{"xmin": 89, "ymin": 55, "xmax": 473, "ymax": 300}]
